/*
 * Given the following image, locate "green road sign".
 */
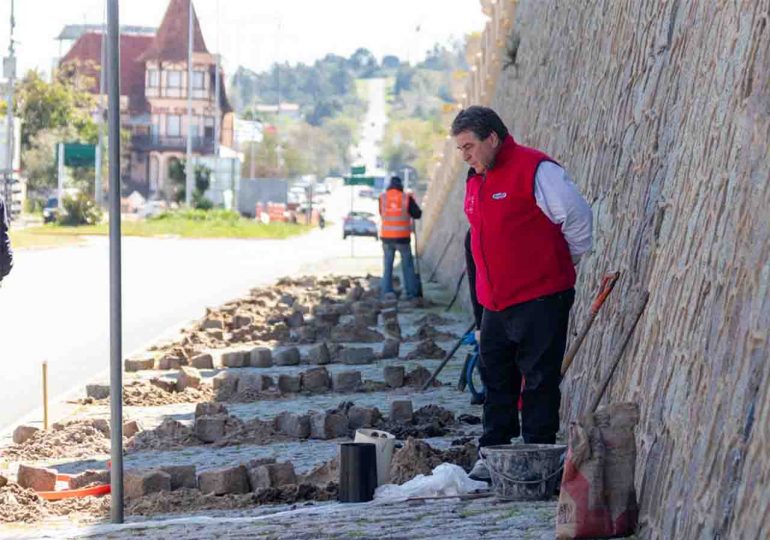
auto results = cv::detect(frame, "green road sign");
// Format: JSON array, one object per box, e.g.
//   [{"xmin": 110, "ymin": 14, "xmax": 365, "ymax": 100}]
[
  {"xmin": 350, "ymin": 165, "xmax": 366, "ymax": 175},
  {"xmin": 63, "ymin": 143, "xmax": 96, "ymax": 167},
  {"xmin": 344, "ymin": 176, "xmax": 376, "ymax": 186}
]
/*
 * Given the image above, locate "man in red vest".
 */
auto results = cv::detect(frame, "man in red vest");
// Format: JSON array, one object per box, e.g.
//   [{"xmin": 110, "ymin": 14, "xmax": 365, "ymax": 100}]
[
  {"xmin": 452, "ymin": 106, "xmax": 592, "ymax": 481},
  {"xmin": 379, "ymin": 176, "xmax": 422, "ymax": 300}
]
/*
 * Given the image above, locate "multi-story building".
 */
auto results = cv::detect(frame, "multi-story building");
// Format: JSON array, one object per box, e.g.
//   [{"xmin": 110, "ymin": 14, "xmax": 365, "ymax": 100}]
[{"xmin": 60, "ymin": 0, "xmax": 234, "ymax": 198}]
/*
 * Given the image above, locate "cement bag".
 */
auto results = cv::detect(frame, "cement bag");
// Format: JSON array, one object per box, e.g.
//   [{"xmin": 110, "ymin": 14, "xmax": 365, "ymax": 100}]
[{"xmin": 556, "ymin": 402, "xmax": 639, "ymax": 539}]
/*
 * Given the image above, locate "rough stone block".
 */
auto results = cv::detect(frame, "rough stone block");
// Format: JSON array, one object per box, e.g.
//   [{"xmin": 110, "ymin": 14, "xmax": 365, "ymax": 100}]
[
  {"xmin": 389, "ymin": 400, "xmax": 414, "ymax": 423},
  {"xmin": 339, "ymin": 347, "xmax": 376, "ymax": 365},
  {"xmin": 332, "ymin": 371, "xmax": 362, "ymax": 393},
  {"xmin": 159, "ymin": 465, "xmax": 197, "ymax": 490},
  {"xmin": 202, "ymin": 318, "xmax": 224, "ymax": 330},
  {"xmin": 310, "ymin": 412, "xmax": 349, "ymax": 439},
  {"xmin": 123, "ymin": 420, "xmax": 141, "ymax": 438},
  {"xmin": 277, "ymin": 374, "xmax": 301, "ymax": 394},
  {"xmin": 354, "ymin": 311, "xmax": 379, "ymax": 327},
  {"xmin": 125, "ymin": 355, "xmax": 155, "ymax": 372},
  {"xmin": 301, "ymin": 367, "xmax": 330, "ymax": 393},
  {"xmin": 274, "ymin": 347, "xmax": 301, "ymax": 366},
  {"xmin": 249, "ymin": 347, "xmax": 273, "ymax": 368},
  {"xmin": 274, "ymin": 412, "xmax": 311, "ymax": 439},
  {"xmin": 381, "ymin": 339, "xmax": 400, "ymax": 359},
  {"xmin": 150, "ymin": 377, "xmax": 177, "ymax": 393},
  {"xmin": 176, "ymin": 366, "xmax": 202, "ymax": 391},
  {"xmin": 383, "ymin": 365, "xmax": 406, "ymax": 388},
  {"xmin": 307, "ymin": 343, "xmax": 331, "ymax": 365},
  {"xmin": 86, "ymin": 384, "xmax": 110, "ymax": 400},
  {"xmin": 91, "ymin": 418, "xmax": 110, "ymax": 436},
  {"xmin": 195, "ymin": 415, "xmax": 227, "ymax": 443},
  {"xmin": 221, "ymin": 351, "xmax": 248, "ymax": 368},
  {"xmin": 125, "ymin": 469, "xmax": 171, "ymax": 499},
  {"xmin": 248, "ymin": 462, "xmax": 297, "ymax": 491},
  {"xmin": 16, "ymin": 464, "xmax": 57, "ymax": 491},
  {"xmin": 198, "ymin": 465, "xmax": 249, "ymax": 495},
  {"xmin": 213, "ymin": 371, "xmax": 238, "ymax": 400},
  {"xmin": 195, "ymin": 402, "xmax": 228, "ymax": 418},
  {"xmin": 381, "ymin": 308, "xmax": 398, "ymax": 322},
  {"xmin": 286, "ymin": 311, "xmax": 305, "ymax": 328},
  {"xmin": 384, "ymin": 320, "xmax": 402, "ymax": 340},
  {"xmin": 12, "ymin": 425, "xmax": 40, "ymax": 444},
  {"xmin": 405, "ymin": 366, "xmax": 434, "ymax": 388},
  {"xmin": 0, "ymin": 474, "xmax": 8, "ymax": 488},
  {"xmin": 237, "ymin": 372, "xmax": 273, "ymax": 393},
  {"xmin": 347, "ymin": 406, "xmax": 381, "ymax": 430},
  {"xmin": 345, "ymin": 285, "xmax": 364, "ymax": 302},
  {"xmin": 158, "ymin": 355, "xmax": 184, "ymax": 370},
  {"xmin": 233, "ymin": 314, "xmax": 253, "ymax": 328},
  {"xmin": 68, "ymin": 469, "xmax": 110, "ymax": 489},
  {"xmin": 190, "ymin": 353, "xmax": 214, "ymax": 370}
]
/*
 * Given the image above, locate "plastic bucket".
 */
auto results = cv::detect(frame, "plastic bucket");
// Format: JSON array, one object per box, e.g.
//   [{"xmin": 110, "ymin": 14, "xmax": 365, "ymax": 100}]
[
  {"xmin": 338, "ymin": 442, "xmax": 378, "ymax": 503},
  {"xmin": 480, "ymin": 444, "xmax": 566, "ymax": 501},
  {"xmin": 354, "ymin": 428, "xmax": 395, "ymax": 486}
]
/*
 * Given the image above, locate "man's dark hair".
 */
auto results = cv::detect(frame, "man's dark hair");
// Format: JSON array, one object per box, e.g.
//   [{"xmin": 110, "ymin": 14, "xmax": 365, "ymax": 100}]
[
  {"xmin": 450, "ymin": 106, "xmax": 509, "ymax": 141},
  {"xmin": 388, "ymin": 176, "xmax": 403, "ymax": 190}
]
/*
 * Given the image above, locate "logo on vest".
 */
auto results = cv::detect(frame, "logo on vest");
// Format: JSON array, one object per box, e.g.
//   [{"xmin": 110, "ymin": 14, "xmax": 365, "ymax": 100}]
[{"xmin": 492, "ymin": 192, "xmax": 507, "ymax": 200}]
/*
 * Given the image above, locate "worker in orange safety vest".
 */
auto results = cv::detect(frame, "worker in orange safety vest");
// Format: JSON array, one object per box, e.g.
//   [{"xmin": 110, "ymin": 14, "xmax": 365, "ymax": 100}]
[{"xmin": 378, "ymin": 176, "xmax": 422, "ymax": 299}]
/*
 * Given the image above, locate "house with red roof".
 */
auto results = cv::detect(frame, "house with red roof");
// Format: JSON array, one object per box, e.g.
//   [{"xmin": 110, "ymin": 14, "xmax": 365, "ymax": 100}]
[{"xmin": 59, "ymin": 0, "xmax": 234, "ymax": 198}]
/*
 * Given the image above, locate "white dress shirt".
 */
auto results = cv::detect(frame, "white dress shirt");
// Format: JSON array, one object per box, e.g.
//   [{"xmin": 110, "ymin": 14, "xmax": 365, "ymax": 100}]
[{"xmin": 533, "ymin": 161, "xmax": 593, "ymax": 264}]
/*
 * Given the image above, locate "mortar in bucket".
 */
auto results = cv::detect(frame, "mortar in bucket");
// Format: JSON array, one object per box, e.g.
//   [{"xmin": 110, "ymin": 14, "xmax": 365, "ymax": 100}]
[
  {"xmin": 480, "ymin": 444, "xmax": 566, "ymax": 501},
  {"xmin": 354, "ymin": 428, "xmax": 395, "ymax": 486}
]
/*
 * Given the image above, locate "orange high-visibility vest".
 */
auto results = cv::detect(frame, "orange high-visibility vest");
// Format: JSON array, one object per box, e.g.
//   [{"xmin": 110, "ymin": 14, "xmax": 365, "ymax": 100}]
[{"xmin": 379, "ymin": 189, "xmax": 411, "ymax": 239}]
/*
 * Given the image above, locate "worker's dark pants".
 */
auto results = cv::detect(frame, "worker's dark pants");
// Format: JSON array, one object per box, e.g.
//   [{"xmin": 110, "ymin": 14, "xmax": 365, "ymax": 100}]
[{"xmin": 478, "ymin": 288, "xmax": 574, "ymax": 446}]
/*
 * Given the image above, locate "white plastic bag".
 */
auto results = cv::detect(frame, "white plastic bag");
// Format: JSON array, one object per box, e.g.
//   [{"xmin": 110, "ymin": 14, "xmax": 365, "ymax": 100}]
[{"xmin": 374, "ymin": 463, "xmax": 488, "ymax": 502}]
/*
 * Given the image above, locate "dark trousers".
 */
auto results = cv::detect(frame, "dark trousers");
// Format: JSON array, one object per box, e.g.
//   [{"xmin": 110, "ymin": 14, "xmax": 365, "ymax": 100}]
[{"xmin": 478, "ymin": 288, "xmax": 574, "ymax": 446}]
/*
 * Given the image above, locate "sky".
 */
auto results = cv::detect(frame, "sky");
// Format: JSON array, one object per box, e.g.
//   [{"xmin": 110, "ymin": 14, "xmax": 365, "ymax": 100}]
[{"xmin": 0, "ymin": 0, "xmax": 488, "ymax": 78}]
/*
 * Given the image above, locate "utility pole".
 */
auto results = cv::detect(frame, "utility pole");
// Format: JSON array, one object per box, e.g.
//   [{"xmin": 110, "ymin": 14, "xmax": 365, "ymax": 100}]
[
  {"xmin": 3, "ymin": 0, "xmax": 16, "ymax": 212},
  {"xmin": 184, "ymin": 0, "xmax": 194, "ymax": 206},
  {"xmin": 106, "ymin": 0, "xmax": 124, "ymax": 524}
]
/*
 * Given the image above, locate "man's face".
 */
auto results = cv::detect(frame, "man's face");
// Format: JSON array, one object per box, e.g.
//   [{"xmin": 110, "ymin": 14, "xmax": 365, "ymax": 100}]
[{"xmin": 455, "ymin": 130, "xmax": 499, "ymax": 173}]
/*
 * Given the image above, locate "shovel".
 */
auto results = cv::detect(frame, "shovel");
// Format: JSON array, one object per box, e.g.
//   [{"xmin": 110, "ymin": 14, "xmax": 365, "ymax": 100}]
[{"xmin": 412, "ymin": 224, "xmax": 424, "ymax": 298}]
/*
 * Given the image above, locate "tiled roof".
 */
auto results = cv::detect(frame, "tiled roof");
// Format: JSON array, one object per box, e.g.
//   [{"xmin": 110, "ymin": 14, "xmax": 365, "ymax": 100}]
[
  {"xmin": 139, "ymin": 0, "xmax": 209, "ymax": 62},
  {"xmin": 60, "ymin": 32, "xmax": 153, "ymax": 104}
]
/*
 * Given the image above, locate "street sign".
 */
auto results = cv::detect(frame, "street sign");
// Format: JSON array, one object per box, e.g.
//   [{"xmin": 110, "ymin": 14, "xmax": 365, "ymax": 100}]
[
  {"xmin": 63, "ymin": 143, "xmax": 97, "ymax": 167},
  {"xmin": 350, "ymin": 165, "xmax": 366, "ymax": 175},
  {"xmin": 344, "ymin": 176, "xmax": 376, "ymax": 186}
]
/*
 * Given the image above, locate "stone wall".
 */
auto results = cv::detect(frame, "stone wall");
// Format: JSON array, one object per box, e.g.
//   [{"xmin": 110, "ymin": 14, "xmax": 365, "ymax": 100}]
[{"xmin": 419, "ymin": 1, "xmax": 770, "ymax": 538}]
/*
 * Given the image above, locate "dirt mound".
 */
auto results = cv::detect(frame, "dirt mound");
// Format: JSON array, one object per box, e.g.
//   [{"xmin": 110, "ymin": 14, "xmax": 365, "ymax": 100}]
[
  {"xmin": 80, "ymin": 381, "xmax": 215, "ymax": 407},
  {"xmin": 46, "ymin": 494, "xmax": 110, "ymax": 521},
  {"xmin": 377, "ymin": 404, "xmax": 456, "ymax": 439},
  {"xmin": 389, "ymin": 438, "xmax": 477, "ymax": 485},
  {"xmin": 2, "ymin": 419, "xmax": 112, "ymax": 461},
  {"xmin": 0, "ymin": 483, "xmax": 46, "ymax": 523},
  {"xmin": 127, "ymin": 418, "xmax": 198, "ymax": 452},
  {"xmin": 405, "ymin": 339, "xmax": 447, "ymax": 359},
  {"xmin": 406, "ymin": 324, "xmax": 458, "ymax": 343}
]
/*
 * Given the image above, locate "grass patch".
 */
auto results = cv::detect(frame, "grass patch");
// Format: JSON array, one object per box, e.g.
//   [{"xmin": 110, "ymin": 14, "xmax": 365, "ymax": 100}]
[
  {"xmin": 17, "ymin": 209, "xmax": 312, "ymax": 241},
  {"xmin": 9, "ymin": 229, "xmax": 84, "ymax": 250}
]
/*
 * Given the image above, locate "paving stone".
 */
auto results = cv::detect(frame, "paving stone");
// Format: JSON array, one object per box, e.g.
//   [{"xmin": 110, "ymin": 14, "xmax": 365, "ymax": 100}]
[
  {"xmin": 125, "ymin": 469, "xmax": 171, "ymax": 500},
  {"xmin": 198, "ymin": 465, "xmax": 250, "ymax": 495},
  {"xmin": 278, "ymin": 374, "xmax": 301, "ymax": 394},
  {"xmin": 16, "ymin": 464, "xmax": 57, "ymax": 491},
  {"xmin": 285, "ymin": 311, "xmax": 305, "ymax": 328},
  {"xmin": 383, "ymin": 365, "xmax": 406, "ymax": 388},
  {"xmin": 0, "ymin": 475, "xmax": 6, "ymax": 488},
  {"xmin": 274, "ymin": 347, "xmax": 301, "ymax": 366},
  {"xmin": 301, "ymin": 367, "xmax": 331, "ymax": 393},
  {"xmin": 248, "ymin": 347, "xmax": 273, "ymax": 367},
  {"xmin": 206, "ymin": 329, "xmax": 224, "ymax": 341},
  {"xmin": 12, "ymin": 425, "xmax": 40, "ymax": 444},
  {"xmin": 384, "ymin": 320, "xmax": 402, "ymax": 339},
  {"xmin": 313, "ymin": 308, "xmax": 341, "ymax": 326},
  {"xmin": 176, "ymin": 366, "xmax": 202, "ymax": 391},
  {"xmin": 233, "ymin": 314, "xmax": 253, "ymax": 328},
  {"xmin": 381, "ymin": 338, "xmax": 400, "ymax": 359},
  {"xmin": 332, "ymin": 370, "xmax": 362, "ymax": 393},
  {"xmin": 149, "ymin": 377, "xmax": 177, "ymax": 393},
  {"xmin": 389, "ymin": 400, "xmax": 414, "ymax": 423},
  {"xmin": 195, "ymin": 415, "xmax": 227, "ymax": 443},
  {"xmin": 345, "ymin": 285, "xmax": 364, "ymax": 302},
  {"xmin": 330, "ymin": 323, "xmax": 385, "ymax": 343},
  {"xmin": 310, "ymin": 412, "xmax": 349, "ymax": 439},
  {"xmin": 381, "ymin": 308, "xmax": 398, "ymax": 322},
  {"xmin": 195, "ymin": 402, "xmax": 228, "ymax": 418},
  {"xmin": 124, "ymin": 355, "xmax": 155, "ymax": 372},
  {"xmin": 347, "ymin": 406, "xmax": 382, "ymax": 430},
  {"xmin": 202, "ymin": 318, "xmax": 224, "ymax": 330},
  {"xmin": 159, "ymin": 465, "xmax": 197, "ymax": 490},
  {"xmin": 293, "ymin": 325, "xmax": 317, "ymax": 343},
  {"xmin": 68, "ymin": 469, "xmax": 110, "ymax": 489},
  {"xmin": 339, "ymin": 347, "xmax": 376, "ymax": 365},
  {"xmin": 190, "ymin": 353, "xmax": 214, "ymax": 370},
  {"xmin": 86, "ymin": 384, "xmax": 110, "ymax": 400},
  {"xmin": 237, "ymin": 372, "xmax": 273, "ymax": 393},
  {"xmin": 221, "ymin": 351, "xmax": 248, "ymax": 368},
  {"xmin": 248, "ymin": 462, "xmax": 297, "ymax": 491},
  {"xmin": 405, "ymin": 365, "xmax": 435, "ymax": 388},
  {"xmin": 354, "ymin": 311, "xmax": 379, "ymax": 327},
  {"xmin": 213, "ymin": 371, "xmax": 238, "ymax": 400},
  {"xmin": 307, "ymin": 342, "xmax": 331, "ymax": 365},
  {"xmin": 123, "ymin": 420, "xmax": 141, "ymax": 438},
  {"xmin": 158, "ymin": 355, "xmax": 184, "ymax": 370},
  {"xmin": 274, "ymin": 412, "xmax": 311, "ymax": 439}
]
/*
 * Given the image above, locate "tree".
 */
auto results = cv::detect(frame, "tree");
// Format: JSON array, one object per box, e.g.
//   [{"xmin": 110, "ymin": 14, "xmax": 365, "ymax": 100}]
[
  {"xmin": 347, "ymin": 48, "xmax": 380, "ymax": 78},
  {"xmin": 382, "ymin": 55, "xmax": 401, "ymax": 70},
  {"xmin": 168, "ymin": 160, "xmax": 213, "ymax": 208}
]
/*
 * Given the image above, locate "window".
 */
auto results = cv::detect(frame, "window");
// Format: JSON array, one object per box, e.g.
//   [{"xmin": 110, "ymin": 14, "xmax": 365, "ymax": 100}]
[
  {"xmin": 147, "ymin": 69, "xmax": 159, "ymax": 88},
  {"xmin": 193, "ymin": 71, "xmax": 205, "ymax": 89},
  {"xmin": 166, "ymin": 115, "xmax": 181, "ymax": 137},
  {"xmin": 167, "ymin": 70, "xmax": 182, "ymax": 88}
]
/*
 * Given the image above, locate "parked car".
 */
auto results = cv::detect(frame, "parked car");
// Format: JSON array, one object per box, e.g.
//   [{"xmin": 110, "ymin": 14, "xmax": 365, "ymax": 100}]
[
  {"xmin": 42, "ymin": 197, "xmax": 60, "ymax": 223},
  {"xmin": 343, "ymin": 211, "xmax": 378, "ymax": 240}
]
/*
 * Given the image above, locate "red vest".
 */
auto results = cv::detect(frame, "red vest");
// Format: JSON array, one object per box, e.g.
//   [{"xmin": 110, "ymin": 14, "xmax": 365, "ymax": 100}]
[
  {"xmin": 379, "ymin": 189, "xmax": 411, "ymax": 239},
  {"xmin": 464, "ymin": 135, "xmax": 575, "ymax": 311}
]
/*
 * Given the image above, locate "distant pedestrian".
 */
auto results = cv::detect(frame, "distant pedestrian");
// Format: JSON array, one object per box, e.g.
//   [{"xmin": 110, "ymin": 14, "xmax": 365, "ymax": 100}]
[
  {"xmin": 378, "ymin": 176, "xmax": 422, "ymax": 299},
  {"xmin": 0, "ymin": 196, "xmax": 13, "ymax": 284}
]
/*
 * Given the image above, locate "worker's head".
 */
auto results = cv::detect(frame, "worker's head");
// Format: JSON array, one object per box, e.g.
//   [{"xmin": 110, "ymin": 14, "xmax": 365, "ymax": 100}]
[
  {"xmin": 388, "ymin": 176, "xmax": 404, "ymax": 190},
  {"xmin": 451, "ymin": 106, "xmax": 508, "ymax": 173}
]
